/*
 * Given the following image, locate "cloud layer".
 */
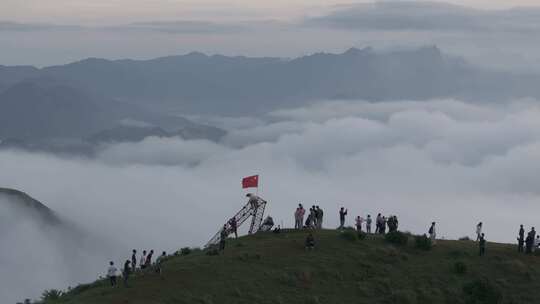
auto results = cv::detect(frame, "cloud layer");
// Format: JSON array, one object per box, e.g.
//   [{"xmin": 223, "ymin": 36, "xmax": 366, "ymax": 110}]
[{"xmin": 2, "ymin": 98, "xmax": 540, "ymax": 301}]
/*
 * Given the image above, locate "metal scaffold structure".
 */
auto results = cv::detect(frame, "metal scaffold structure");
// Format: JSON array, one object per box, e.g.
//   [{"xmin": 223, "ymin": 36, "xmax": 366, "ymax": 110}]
[{"xmin": 205, "ymin": 196, "xmax": 268, "ymax": 248}]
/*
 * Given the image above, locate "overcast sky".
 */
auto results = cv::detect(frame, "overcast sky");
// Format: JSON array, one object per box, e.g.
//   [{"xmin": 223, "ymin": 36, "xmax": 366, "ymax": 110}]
[
  {"xmin": 2, "ymin": 0, "xmax": 540, "ymax": 24},
  {"xmin": 2, "ymin": 0, "xmax": 540, "ymax": 69}
]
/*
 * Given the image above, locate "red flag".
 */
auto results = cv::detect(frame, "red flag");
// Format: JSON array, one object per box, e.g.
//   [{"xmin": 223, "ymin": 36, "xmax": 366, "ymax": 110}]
[{"xmin": 242, "ymin": 175, "xmax": 259, "ymax": 189}]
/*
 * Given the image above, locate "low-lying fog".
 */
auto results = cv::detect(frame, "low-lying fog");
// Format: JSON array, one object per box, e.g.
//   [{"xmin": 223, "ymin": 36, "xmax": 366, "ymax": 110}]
[{"xmin": 2, "ymin": 98, "xmax": 540, "ymax": 302}]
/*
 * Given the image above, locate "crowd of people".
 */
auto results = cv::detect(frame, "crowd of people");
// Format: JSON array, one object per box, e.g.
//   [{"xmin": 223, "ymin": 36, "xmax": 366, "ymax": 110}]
[
  {"xmin": 103, "ymin": 200, "xmax": 540, "ymax": 286},
  {"xmin": 517, "ymin": 225, "xmax": 539, "ymax": 254},
  {"xmin": 106, "ymin": 249, "xmax": 168, "ymax": 288}
]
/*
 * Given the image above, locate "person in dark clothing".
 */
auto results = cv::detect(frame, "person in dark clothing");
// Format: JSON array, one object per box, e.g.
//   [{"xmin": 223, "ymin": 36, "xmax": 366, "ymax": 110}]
[
  {"xmin": 479, "ymin": 233, "xmax": 486, "ymax": 256},
  {"xmin": 526, "ymin": 234, "xmax": 534, "ymax": 254},
  {"xmin": 375, "ymin": 213, "xmax": 382, "ymax": 234},
  {"xmin": 131, "ymin": 250, "xmax": 137, "ymax": 272},
  {"xmin": 387, "ymin": 216, "xmax": 396, "ymax": 232},
  {"xmin": 316, "ymin": 206, "xmax": 324, "ymax": 229},
  {"xmin": 306, "ymin": 208, "xmax": 314, "ymax": 228},
  {"xmin": 339, "ymin": 207, "xmax": 348, "ymax": 229},
  {"xmin": 145, "ymin": 250, "xmax": 154, "ymax": 269},
  {"xmin": 312, "ymin": 205, "xmax": 318, "ymax": 228},
  {"xmin": 123, "ymin": 260, "xmax": 131, "ymax": 287},
  {"xmin": 393, "ymin": 216, "xmax": 399, "ymax": 231},
  {"xmin": 219, "ymin": 224, "xmax": 227, "ymax": 252},
  {"xmin": 229, "ymin": 217, "xmax": 238, "ymax": 238},
  {"xmin": 305, "ymin": 233, "xmax": 315, "ymax": 250},
  {"xmin": 156, "ymin": 251, "xmax": 167, "ymax": 275},
  {"xmin": 518, "ymin": 225, "xmax": 525, "ymax": 253},
  {"xmin": 273, "ymin": 225, "xmax": 282, "ymax": 234}
]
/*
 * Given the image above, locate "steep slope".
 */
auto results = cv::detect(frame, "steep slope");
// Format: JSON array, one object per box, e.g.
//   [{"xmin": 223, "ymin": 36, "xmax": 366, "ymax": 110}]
[
  {"xmin": 0, "ymin": 188, "xmax": 114, "ymax": 304},
  {"xmin": 45, "ymin": 230, "xmax": 540, "ymax": 304},
  {"xmin": 0, "ymin": 187, "xmax": 60, "ymax": 225}
]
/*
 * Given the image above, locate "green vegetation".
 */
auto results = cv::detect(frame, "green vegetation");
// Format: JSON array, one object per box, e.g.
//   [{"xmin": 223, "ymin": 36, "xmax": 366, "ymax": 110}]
[{"xmin": 41, "ymin": 230, "xmax": 540, "ymax": 304}]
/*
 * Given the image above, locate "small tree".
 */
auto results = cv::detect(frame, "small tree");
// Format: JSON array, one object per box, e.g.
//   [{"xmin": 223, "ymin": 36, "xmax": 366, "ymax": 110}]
[
  {"xmin": 42, "ymin": 289, "xmax": 63, "ymax": 301},
  {"xmin": 385, "ymin": 231, "xmax": 409, "ymax": 246}
]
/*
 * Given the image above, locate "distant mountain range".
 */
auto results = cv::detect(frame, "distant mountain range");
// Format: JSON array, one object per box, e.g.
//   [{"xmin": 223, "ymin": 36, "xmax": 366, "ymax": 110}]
[{"xmin": 2, "ymin": 46, "xmax": 540, "ymax": 152}]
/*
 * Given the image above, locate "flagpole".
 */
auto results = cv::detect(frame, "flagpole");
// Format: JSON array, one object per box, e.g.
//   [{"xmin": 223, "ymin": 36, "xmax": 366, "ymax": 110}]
[{"xmin": 256, "ymin": 174, "xmax": 260, "ymax": 196}]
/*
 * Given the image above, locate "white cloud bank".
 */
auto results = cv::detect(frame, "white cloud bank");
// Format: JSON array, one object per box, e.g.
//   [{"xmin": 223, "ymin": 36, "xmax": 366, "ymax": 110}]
[{"xmin": 2, "ymin": 98, "xmax": 540, "ymax": 302}]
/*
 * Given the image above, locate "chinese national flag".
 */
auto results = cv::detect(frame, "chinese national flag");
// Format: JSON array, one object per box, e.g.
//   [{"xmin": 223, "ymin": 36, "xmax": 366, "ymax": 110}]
[{"xmin": 242, "ymin": 175, "xmax": 259, "ymax": 189}]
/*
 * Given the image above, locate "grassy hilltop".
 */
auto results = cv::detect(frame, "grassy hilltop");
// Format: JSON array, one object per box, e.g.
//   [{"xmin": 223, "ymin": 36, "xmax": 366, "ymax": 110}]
[{"xmin": 43, "ymin": 229, "xmax": 540, "ymax": 304}]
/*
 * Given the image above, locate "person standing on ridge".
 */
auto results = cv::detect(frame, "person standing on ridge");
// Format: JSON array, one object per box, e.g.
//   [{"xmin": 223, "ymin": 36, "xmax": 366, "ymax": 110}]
[
  {"xmin": 476, "ymin": 222, "xmax": 483, "ymax": 241},
  {"xmin": 375, "ymin": 213, "xmax": 382, "ymax": 234},
  {"xmin": 429, "ymin": 222, "xmax": 437, "ymax": 245},
  {"xmin": 229, "ymin": 217, "xmax": 238, "ymax": 238},
  {"xmin": 123, "ymin": 260, "xmax": 131, "ymax": 287},
  {"xmin": 295, "ymin": 204, "xmax": 305, "ymax": 229},
  {"xmin": 355, "ymin": 216, "xmax": 364, "ymax": 232},
  {"xmin": 316, "ymin": 206, "xmax": 324, "ymax": 229},
  {"xmin": 479, "ymin": 233, "xmax": 486, "ymax": 256},
  {"xmin": 381, "ymin": 216, "xmax": 387, "ymax": 234},
  {"xmin": 219, "ymin": 224, "xmax": 227, "ymax": 252},
  {"xmin": 156, "ymin": 251, "xmax": 167, "ymax": 275},
  {"xmin": 339, "ymin": 207, "xmax": 348, "ymax": 229},
  {"xmin": 140, "ymin": 250, "xmax": 147, "ymax": 270},
  {"xmin": 131, "ymin": 249, "xmax": 137, "ymax": 272},
  {"xmin": 145, "ymin": 250, "xmax": 154, "ymax": 269},
  {"xmin": 107, "ymin": 261, "xmax": 118, "ymax": 287},
  {"xmin": 312, "ymin": 205, "xmax": 318, "ymax": 228},
  {"xmin": 366, "ymin": 215, "xmax": 372, "ymax": 234},
  {"xmin": 518, "ymin": 225, "xmax": 525, "ymax": 253}
]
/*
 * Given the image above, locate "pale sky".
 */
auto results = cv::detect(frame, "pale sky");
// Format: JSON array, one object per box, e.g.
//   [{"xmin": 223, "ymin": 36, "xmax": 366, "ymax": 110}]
[{"xmin": 2, "ymin": 0, "xmax": 540, "ymax": 25}]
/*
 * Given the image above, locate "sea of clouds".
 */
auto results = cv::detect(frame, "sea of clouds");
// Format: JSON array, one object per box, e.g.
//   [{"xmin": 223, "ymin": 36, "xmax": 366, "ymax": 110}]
[{"xmin": 2, "ymin": 98, "xmax": 540, "ymax": 302}]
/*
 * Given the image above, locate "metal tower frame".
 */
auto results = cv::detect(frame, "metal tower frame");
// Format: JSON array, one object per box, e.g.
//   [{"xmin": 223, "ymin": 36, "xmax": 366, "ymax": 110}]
[{"xmin": 205, "ymin": 197, "xmax": 267, "ymax": 248}]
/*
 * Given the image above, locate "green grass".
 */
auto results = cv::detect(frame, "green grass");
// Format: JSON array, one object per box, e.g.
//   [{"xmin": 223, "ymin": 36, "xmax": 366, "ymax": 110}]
[{"xmin": 44, "ymin": 230, "xmax": 540, "ymax": 304}]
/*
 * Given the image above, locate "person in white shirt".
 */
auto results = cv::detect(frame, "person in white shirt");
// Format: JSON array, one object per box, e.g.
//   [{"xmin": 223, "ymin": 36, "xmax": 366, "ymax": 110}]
[
  {"xmin": 535, "ymin": 236, "xmax": 540, "ymax": 252},
  {"xmin": 294, "ymin": 204, "xmax": 305, "ymax": 229},
  {"xmin": 140, "ymin": 250, "xmax": 147, "ymax": 270},
  {"xmin": 107, "ymin": 261, "xmax": 118, "ymax": 287},
  {"xmin": 476, "ymin": 222, "xmax": 483, "ymax": 241}
]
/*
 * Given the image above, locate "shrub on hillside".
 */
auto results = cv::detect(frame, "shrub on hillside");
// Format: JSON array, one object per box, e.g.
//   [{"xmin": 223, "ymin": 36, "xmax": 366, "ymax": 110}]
[
  {"xmin": 385, "ymin": 231, "xmax": 409, "ymax": 246},
  {"xmin": 41, "ymin": 289, "xmax": 63, "ymax": 301},
  {"xmin": 459, "ymin": 236, "xmax": 472, "ymax": 241},
  {"xmin": 358, "ymin": 231, "xmax": 367, "ymax": 240},
  {"xmin": 180, "ymin": 247, "xmax": 192, "ymax": 256},
  {"xmin": 414, "ymin": 234, "xmax": 432, "ymax": 251},
  {"xmin": 340, "ymin": 229, "xmax": 358, "ymax": 241},
  {"xmin": 205, "ymin": 248, "xmax": 219, "ymax": 256},
  {"xmin": 463, "ymin": 278, "xmax": 502, "ymax": 304},
  {"xmin": 454, "ymin": 261, "xmax": 467, "ymax": 275}
]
